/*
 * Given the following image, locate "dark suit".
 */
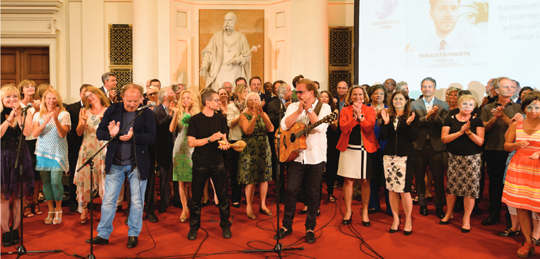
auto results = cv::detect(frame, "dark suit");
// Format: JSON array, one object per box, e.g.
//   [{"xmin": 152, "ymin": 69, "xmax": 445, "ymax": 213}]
[
  {"xmin": 259, "ymin": 93, "xmax": 272, "ymax": 113},
  {"xmin": 410, "ymin": 97, "xmax": 448, "ymax": 209},
  {"xmin": 151, "ymin": 104, "xmax": 174, "ymax": 211},
  {"xmin": 66, "ymin": 101, "xmax": 84, "ymax": 207},
  {"xmin": 100, "ymin": 86, "xmax": 123, "ymax": 103}
]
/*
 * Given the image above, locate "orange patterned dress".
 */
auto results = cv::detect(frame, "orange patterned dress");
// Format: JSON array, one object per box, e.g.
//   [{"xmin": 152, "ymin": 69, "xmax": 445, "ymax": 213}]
[{"xmin": 502, "ymin": 121, "xmax": 540, "ymax": 212}]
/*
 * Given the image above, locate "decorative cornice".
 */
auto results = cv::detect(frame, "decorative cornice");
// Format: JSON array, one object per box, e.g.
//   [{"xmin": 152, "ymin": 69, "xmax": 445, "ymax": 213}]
[{"xmin": 1, "ymin": 0, "xmax": 63, "ymax": 14}]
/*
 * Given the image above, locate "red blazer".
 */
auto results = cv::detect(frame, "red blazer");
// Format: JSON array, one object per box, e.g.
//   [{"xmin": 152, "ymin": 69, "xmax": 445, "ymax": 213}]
[{"xmin": 336, "ymin": 104, "xmax": 379, "ymax": 153}]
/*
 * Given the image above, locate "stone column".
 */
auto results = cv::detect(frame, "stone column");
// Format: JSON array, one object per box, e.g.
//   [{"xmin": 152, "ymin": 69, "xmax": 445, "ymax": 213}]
[
  {"xmin": 133, "ymin": 0, "xmax": 157, "ymax": 87},
  {"xmin": 290, "ymin": 0, "xmax": 329, "ymax": 90}
]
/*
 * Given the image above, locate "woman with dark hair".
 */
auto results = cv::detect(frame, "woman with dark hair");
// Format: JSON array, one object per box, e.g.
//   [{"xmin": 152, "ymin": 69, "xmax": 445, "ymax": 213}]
[
  {"xmin": 366, "ymin": 84, "xmax": 391, "ymax": 215},
  {"xmin": 440, "ymin": 95, "xmax": 484, "ymax": 233},
  {"xmin": 73, "ymin": 86, "xmax": 110, "ymax": 224},
  {"xmin": 320, "ymin": 91, "xmax": 339, "ymax": 203},
  {"xmin": 503, "ymin": 94, "xmax": 540, "ymax": 257},
  {"xmin": 517, "ymin": 87, "xmax": 534, "ymax": 104},
  {"xmin": 218, "ymin": 87, "xmax": 231, "ymax": 115},
  {"xmin": 337, "ymin": 86, "xmax": 379, "ymax": 226},
  {"xmin": 1, "ymin": 86, "xmax": 34, "ymax": 247},
  {"xmin": 17, "ymin": 80, "xmax": 42, "ymax": 218},
  {"xmin": 380, "ymin": 90, "xmax": 418, "ymax": 235}
]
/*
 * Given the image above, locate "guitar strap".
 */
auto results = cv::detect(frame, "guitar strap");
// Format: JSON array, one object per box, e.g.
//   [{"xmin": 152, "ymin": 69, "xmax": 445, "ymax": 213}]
[{"xmin": 313, "ymin": 100, "xmax": 323, "ymax": 116}]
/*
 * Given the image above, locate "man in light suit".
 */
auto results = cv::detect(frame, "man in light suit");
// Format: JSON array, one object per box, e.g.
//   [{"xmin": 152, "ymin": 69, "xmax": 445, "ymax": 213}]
[
  {"xmin": 411, "ymin": 77, "xmax": 449, "ymax": 219},
  {"xmin": 100, "ymin": 72, "xmax": 122, "ymax": 103}
]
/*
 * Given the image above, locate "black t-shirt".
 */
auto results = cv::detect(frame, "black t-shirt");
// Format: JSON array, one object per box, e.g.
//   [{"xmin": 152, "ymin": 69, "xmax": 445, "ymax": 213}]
[
  {"xmin": 187, "ymin": 112, "xmax": 229, "ymax": 167},
  {"xmin": 113, "ymin": 111, "xmax": 136, "ymax": 165},
  {"xmin": 443, "ymin": 114, "xmax": 484, "ymax": 156},
  {"xmin": 348, "ymin": 124, "xmax": 362, "ymax": 145}
]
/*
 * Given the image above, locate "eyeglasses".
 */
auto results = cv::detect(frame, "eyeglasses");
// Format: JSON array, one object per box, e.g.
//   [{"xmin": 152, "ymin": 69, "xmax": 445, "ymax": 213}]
[
  {"xmin": 213, "ymin": 99, "xmax": 220, "ymax": 102},
  {"xmin": 148, "ymin": 93, "xmax": 158, "ymax": 96},
  {"xmin": 85, "ymin": 92, "xmax": 95, "ymax": 98},
  {"xmin": 296, "ymin": 90, "xmax": 306, "ymax": 94}
]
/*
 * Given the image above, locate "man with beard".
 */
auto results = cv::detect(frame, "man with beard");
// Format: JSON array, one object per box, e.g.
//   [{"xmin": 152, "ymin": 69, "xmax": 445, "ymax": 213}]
[{"xmin": 200, "ymin": 12, "xmax": 252, "ymax": 91}]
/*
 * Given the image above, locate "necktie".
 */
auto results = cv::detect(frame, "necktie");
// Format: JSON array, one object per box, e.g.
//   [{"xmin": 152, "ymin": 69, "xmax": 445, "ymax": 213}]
[{"xmin": 439, "ymin": 40, "xmax": 447, "ymax": 50}]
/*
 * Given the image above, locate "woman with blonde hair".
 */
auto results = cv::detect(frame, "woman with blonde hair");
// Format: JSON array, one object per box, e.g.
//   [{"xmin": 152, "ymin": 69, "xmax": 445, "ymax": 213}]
[
  {"xmin": 1, "ymin": 86, "xmax": 34, "ymax": 247},
  {"xmin": 170, "ymin": 89, "xmax": 200, "ymax": 222},
  {"xmin": 73, "ymin": 86, "xmax": 110, "ymax": 224},
  {"xmin": 147, "ymin": 86, "xmax": 160, "ymax": 108},
  {"xmin": 32, "ymin": 88, "xmax": 71, "ymax": 225},
  {"xmin": 238, "ymin": 92, "xmax": 274, "ymax": 219},
  {"xmin": 17, "ymin": 80, "xmax": 43, "ymax": 218}
]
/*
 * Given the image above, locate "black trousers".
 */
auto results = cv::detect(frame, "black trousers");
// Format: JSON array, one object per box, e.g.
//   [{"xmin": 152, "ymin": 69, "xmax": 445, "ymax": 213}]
[
  {"xmin": 484, "ymin": 150, "xmax": 509, "ymax": 215},
  {"xmin": 229, "ymin": 142, "xmax": 242, "ymax": 203},
  {"xmin": 283, "ymin": 161, "xmax": 325, "ymax": 231},
  {"xmin": 415, "ymin": 140, "xmax": 446, "ymax": 209},
  {"xmin": 144, "ymin": 151, "xmax": 156, "ymax": 214},
  {"xmin": 156, "ymin": 155, "xmax": 173, "ymax": 208},
  {"xmin": 190, "ymin": 163, "xmax": 231, "ymax": 229},
  {"xmin": 68, "ymin": 142, "xmax": 81, "ymax": 207}
]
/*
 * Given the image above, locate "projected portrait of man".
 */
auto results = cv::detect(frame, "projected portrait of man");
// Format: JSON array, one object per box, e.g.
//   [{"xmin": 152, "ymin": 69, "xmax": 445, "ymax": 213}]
[{"xmin": 406, "ymin": 0, "xmax": 485, "ymax": 53}]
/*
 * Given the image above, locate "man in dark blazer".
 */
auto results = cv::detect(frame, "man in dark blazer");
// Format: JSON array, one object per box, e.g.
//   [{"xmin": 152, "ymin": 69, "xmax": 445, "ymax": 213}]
[
  {"xmin": 249, "ymin": 76, "xmax": 272, "ymax": 113},
  {"xmin": 411, "ymin": 77, "xmax": 449, "ymax": 219},
  {"xmin": 100, "ymin": 72, "xmax": 122, "ymax": 103},
  {"xmin": 151, "ymin": 87, "xmax": 175, "ymax": 215},
  {"xmin": 66, "ymin": 84, "xmax": 90, "ymax": 212},
  {"xmin": 87, "ymin": 84, "xmax": 156, "ymax": 249},
  {"xmin": 267, "ymin": 82, "xmax": 292, "ymax": 202}
]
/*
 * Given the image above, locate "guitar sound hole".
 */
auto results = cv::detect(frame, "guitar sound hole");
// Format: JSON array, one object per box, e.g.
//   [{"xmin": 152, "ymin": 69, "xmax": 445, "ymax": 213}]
[{"xmin": 290, "ymin": 134, "xmax": 296, "ymax": 143}]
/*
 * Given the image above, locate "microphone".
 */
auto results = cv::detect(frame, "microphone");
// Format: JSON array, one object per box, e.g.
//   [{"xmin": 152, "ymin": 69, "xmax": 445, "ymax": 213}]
[
  {"xmin": 21, "ymin": 103, "xmax": 33, "ymax": 112},
  {"xmin": 137, "ymin": 102, "xmax": 156, "ymax": 111}
]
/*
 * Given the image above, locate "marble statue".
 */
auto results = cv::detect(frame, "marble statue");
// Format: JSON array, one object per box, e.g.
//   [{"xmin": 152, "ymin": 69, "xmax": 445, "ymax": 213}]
[{"xmin": 199, "ymin": 12, "xmax": 259, "ymax": 90}]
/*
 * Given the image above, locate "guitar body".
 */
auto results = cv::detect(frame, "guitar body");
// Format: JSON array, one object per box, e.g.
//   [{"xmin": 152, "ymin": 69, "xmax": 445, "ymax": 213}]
[{"xmin": 275, "ymin": 122, "xmax": 307, "ymax": 163}]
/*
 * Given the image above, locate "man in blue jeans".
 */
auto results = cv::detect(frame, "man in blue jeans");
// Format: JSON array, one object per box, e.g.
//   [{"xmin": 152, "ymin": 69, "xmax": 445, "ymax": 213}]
[{"xmin": 87, "ymin": 83, "xmax": 156, "ymax": 248}]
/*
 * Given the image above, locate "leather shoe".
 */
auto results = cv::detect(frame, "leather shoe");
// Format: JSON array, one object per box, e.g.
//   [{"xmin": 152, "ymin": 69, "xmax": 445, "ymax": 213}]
[
  {"xmin": 404, "ymin": 230, "xmax": 413, "ymax": 236},
  {"xmin": 481, "ymin": 214, "xmax": 500, "ymax": 226},
  {"xmin": 86, "ymin": 236, "xmax": 109, "ymax": 245},
  {"xmin": 436, "ymin": 208, "xmax": 445, "ymax": 219},
  {"xmin": 472, "ymin": 204, "xmax": 482, "ymax": 215},
  {"xmin": 188, "ymin": 227, "xmax": 198, "ymax": 240},
  {"xmin": 158, "ymin": 204, "xmax": 167, "ymax": 213},
  {"xmin": 11, "ymin": 229, "xmax": 19, "ymax": 244},
  {"xmin": 222, "ymin": 226, "xmax": 232, "ymax": 239},
  {"xmin": 147, "ymin": 214, "xmax": 158, "ymax": 223},
  {"xmin": 127, "ymin": 236, "xmax": 138, "ymax": 248},
  {"xmin": 299, "ymin": 209, "xmax": 308, "ymax": 215},
  {"xmin": 419, "ymin": 205, "xmax": 428, "ymax": 216},
  {"xmin": 306, "ymin": 231, "xmax": 316, "ymax": 244},
  {"xmin": 342, "ymin": 212, "xmax": 353, "ymax": 225},
  {"xmin": 362, "ymin": 221, "xmax": 371, "ymax": 227},
  {"xmin": 2, "ymin": 232, "xmax": 12, "ymax": 247},
  {"xmin": 274, "ymin": 228, "xmax": 292, "ymax": 240},
  {"xmin": 461, "ymin": 227, "xmax": 470, "ymax": 233},
  {"xmin": 259, "ymin": 207, "xmax": 272, "ymax": 216},
  {"xmin": 232, "ymin": 202, "xmax": 240, "ymax": 208}
]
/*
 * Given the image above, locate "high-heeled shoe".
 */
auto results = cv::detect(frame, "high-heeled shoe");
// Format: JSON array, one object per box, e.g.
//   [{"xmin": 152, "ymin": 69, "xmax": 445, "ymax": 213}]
[
  {"xmin": 44, "ymin": 211, "xmax": 54, "ymax": 225},
  {"xmin": 518, "ymin": 242, "xmax": 535, "ymax": 258},
  {"xmin": 362, "ymin": 221, "xmax": 371, "ymax": 227},
  {"xmin": 53, "ymin": 211, "xmax": 62, "ymax": 225},
  {"xmin": 259, "ymin": 207, "xmax": 272, "ymax": 216},
  {"xmin": 404, "ymin": 230, "xmax": 413, "ymax": 236},
  {"xmin": 439, "ymin": 218, "xmax": 452, "ymax": 225},
  {"xmin": 246, "ymin": 211, "xmax": 256, "ymax": 220},
  {"xmin": 461, "ymin": 227, "xmax": 470, "ymax": 233},
  {"xmin": 180, "ymin": 216, "xmax": 188, "ymax": 223},
  {"xmin": 389, "ymin": 221, "xmax": 400, "ymax": 233},
  {"xmin": 342, "ymin": 212, "xmax": 353, "ymax": 225}
]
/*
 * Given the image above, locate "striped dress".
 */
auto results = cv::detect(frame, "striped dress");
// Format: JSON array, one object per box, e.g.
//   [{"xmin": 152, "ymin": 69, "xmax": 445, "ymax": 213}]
[{"xmin": 502, "ymin": 121, "xmax": 540, "ymax": 212}]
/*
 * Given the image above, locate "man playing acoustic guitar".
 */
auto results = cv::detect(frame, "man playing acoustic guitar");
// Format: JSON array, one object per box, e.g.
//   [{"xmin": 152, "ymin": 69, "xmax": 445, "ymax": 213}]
[{"xmin": 275, "ymin": 79, "xmax": 331, "ymax": 244}]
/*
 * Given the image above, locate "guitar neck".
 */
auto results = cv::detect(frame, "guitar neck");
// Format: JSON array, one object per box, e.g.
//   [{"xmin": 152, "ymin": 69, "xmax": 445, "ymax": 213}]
[{"xmin": 296, "ymin": 120, "xmax": 325, "ymax": 137}]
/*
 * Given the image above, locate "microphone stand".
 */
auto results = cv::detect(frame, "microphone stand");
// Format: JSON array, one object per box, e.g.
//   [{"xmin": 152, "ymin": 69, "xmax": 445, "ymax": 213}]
[
  {"xmin": 0, "ymin": 108, "xmax": 61, "ymax": 258},
  {"xmin": 243, "ymin": 99, "xmax": 303, "ymax": 258},
  {"xmin": 73, "ymin": 107, "xmax": 147, "ymax": 259}
]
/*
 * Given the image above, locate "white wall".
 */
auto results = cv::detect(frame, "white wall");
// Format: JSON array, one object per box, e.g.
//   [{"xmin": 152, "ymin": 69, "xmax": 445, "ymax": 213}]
[{"xmin": 3, "ymin": 0, "xmax": 348, "ymax": 102}]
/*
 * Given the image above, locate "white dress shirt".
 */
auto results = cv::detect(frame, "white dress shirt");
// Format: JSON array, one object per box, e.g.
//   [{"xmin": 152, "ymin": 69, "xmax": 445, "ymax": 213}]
[{"xmin": 280, "ymin": 100, "xmax": 331, "ymax": 165}]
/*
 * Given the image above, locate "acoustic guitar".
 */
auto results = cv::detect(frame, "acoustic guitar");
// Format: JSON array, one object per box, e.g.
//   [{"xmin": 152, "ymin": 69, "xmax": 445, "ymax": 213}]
[{"xmin": 274, "ymin": 111, "xmax": 338, "ymax": 163}]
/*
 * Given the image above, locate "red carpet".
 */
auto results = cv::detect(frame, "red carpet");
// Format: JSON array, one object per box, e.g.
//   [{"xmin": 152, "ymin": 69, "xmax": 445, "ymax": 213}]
[{"xmin": 0, "ymin": 184, "xmax": 530, "ymax": 259}]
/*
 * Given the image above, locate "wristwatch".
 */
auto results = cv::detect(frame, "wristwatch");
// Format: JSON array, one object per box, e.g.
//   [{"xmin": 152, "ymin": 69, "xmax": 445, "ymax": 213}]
[
  {"xmin": 307, "ymin": 108, "xmax": 313, "ymax": 114},
  {"xmin": 207, "ymin": 137, "xmax": 211, "ymax": 143}
]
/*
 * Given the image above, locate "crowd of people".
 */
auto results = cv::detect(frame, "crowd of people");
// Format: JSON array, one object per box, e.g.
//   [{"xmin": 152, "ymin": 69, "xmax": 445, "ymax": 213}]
[{"xmin": 1, "ymin": 73, "xmax": 539, "ymax": 257}]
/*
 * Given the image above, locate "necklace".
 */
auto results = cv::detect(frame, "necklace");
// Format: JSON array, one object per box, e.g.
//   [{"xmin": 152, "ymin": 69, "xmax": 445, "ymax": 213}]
[{"xmin": 456, "ymin": 113, "xmax": 470, "ymax": 122}]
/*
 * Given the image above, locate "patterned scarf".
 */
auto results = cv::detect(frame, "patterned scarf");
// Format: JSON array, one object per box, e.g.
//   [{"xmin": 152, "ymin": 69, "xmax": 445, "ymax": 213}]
[{"xmin": 234, "ymin": 99, "xmax": 245, "ymax": 112}]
